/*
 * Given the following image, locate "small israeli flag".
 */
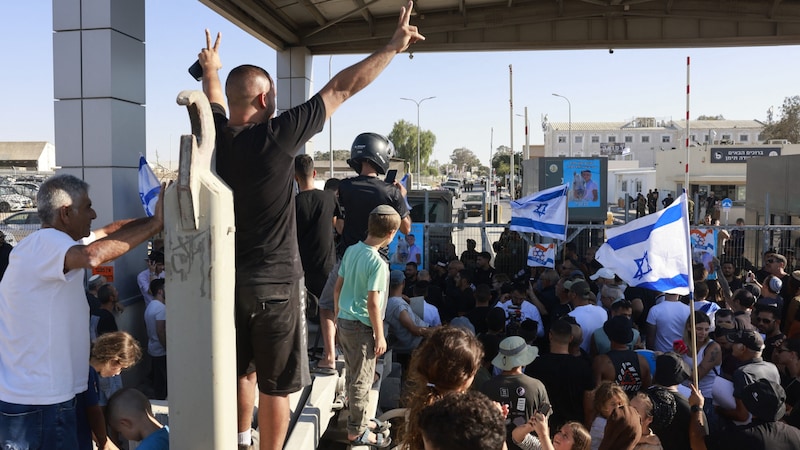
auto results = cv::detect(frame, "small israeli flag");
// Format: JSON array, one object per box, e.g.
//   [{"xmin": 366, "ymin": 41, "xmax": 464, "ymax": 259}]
[
  {"xmin": 138, "ymin": 155, "xmax": 160, "ymax": 217},
  {"xmin": 510, "ymin": 184, "xmax": 568, "ymax": 240},
  {"xmin": 596, "ymin": 193, "xmax": 692, "ymax": 295},
  {"xmin": 528, "ymin": 243, "xmax": 556, "ymax": 268},
  {"xmin": 399, "ymin": 173, "xmax": 412, "ymax": 211}
]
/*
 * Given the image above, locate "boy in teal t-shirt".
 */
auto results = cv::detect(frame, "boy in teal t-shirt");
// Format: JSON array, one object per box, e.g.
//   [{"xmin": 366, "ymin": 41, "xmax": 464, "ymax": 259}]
[{"xmin": 334, "ymin": 205, "xmax": 400, "ymax": 448}]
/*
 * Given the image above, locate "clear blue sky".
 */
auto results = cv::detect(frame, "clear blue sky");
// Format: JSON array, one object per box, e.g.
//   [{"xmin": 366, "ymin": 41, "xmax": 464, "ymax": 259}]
[{"xmin": 6, "ymin": 0, "xmax": 800, "ymax": 168}]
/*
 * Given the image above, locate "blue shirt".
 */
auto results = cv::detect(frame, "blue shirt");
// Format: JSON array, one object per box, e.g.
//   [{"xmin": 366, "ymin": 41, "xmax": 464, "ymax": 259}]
[{"xmin": 138, "ymin": 425, "xmax": 169, "ymax": 450}]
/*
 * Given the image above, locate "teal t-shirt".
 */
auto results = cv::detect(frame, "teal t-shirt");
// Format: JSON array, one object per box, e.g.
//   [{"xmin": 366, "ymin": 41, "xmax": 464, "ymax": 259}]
[
  {"xmin": 138, "ymin": 425, "xmax": 169, "ymax": 450},
  {"xmin": 338, "ymin": 241, "xmax": 388, "ymax": 326}
]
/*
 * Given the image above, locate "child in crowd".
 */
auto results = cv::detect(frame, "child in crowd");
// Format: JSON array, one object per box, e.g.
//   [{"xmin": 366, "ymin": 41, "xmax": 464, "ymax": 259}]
[
  {"xmin": 629, "ymin": 392, "xmax": 663, "ymax": 450},
  {"xmin": 107, "ymin": 388, "xmax": 169, "ymax": 450},
  {"xmin": 419, "ymin": 390, "xmax": 506, "ymax": 450},
  {"xmin": 512, "ymin": 412, "xmax": 591, "ymax": 450},
  {"xmin": 334, "ymin": 205, "xmax": 400, "ymax": 448},
  {"xmin": 77, "ymin": 331, "xmax": 142, "ymax": 450},
  {"xmin": 589, "ymin": 382, "xmax": 629, "ymax": 450},
  {"xmin": 404, "ymin": 326, "xmax": 485, "ymax": 450}
]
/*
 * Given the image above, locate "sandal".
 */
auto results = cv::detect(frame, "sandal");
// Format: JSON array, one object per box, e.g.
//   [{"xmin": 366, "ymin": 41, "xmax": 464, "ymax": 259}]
[
  {"xmin": 350, "ymin": 429, "xmax": 392, "ymax": 449},
  {"xmin": 368, "ymin": 418, "xmax": 391, "ymax": 433}
]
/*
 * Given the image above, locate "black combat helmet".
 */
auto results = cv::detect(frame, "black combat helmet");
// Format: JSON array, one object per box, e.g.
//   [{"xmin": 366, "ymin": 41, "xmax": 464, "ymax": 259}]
[{"xmin": 347, "ymin": 132, "xmax": 395, "ymax": 175}]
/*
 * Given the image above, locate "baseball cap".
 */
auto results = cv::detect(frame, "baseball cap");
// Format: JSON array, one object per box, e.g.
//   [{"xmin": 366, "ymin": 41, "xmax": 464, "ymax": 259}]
[
  {"xmin": 590, "ymin": 267, "xmax": 615, "ymax": 281},
  {"xmin": 741, "ymin": 379, "xmax": 786, "ymax": 421},
  {"xmin": 726, "ymin": 328, "xmax": 764, "ymax": 352}
]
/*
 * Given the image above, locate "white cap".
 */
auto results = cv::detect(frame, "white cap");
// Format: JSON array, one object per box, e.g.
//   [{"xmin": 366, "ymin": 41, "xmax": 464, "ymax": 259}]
[{"xmin": 589, "ymin": 267, "xmax": 615, "ymax": 281}]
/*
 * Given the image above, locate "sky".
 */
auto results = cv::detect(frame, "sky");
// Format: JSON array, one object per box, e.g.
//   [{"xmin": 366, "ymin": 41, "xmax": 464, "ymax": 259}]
[{"xmin": 6, "ymin": 1, "xmax": 800, "ymax": 169}]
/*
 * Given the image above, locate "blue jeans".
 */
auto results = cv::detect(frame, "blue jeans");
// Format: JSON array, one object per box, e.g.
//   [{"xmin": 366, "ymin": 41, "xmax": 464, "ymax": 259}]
[{"xmin": 0, "ymin": 397, "xmax": 78, "ymax": 450}]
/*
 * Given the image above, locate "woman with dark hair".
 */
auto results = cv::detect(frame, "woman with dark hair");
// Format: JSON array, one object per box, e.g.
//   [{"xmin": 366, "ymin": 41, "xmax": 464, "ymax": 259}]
[{"xmin": 512, "ymin": 412, "xmax": 591, "ymax": 450}]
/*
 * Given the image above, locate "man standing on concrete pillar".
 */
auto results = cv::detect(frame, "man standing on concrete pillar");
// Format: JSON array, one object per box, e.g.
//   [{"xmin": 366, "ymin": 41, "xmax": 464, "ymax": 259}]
[{"xmin": 198, "ymin": 3, "xmax": 424, "ymax": 449}]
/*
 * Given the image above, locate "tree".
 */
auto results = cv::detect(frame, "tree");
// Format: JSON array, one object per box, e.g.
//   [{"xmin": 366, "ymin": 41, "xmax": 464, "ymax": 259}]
[
  {"xmin": 388, "ymin": 120, "xmax": 436, "ymax": 174},
  {"xmin": 449, "ymin": 147, "xmax": 482, "ymax": 170},
  {"xmin": 696, "ymin": 114, "xmax": 725, "ymax": 120},
  {"xmin": 762, "ymin": 96, "xmax": 800, "ymax": 143},
  {"xmin": 314, "ymin": 150, "xmax": 350, "ymax": 161},
  {"xmin": 492, "ymin": 149, "xmax": 521, "ymax": 179}
]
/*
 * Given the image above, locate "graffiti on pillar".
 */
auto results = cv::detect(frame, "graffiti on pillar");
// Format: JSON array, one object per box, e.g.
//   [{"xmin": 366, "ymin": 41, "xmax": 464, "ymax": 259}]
[{"xmin": 170, "ymin": 230, "xmax": 210, "ymax": 297}]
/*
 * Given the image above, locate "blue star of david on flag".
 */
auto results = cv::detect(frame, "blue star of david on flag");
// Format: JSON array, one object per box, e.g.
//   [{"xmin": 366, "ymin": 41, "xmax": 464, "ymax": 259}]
[
  {"xmin": 510, "ymin": 184, "xmax": 568, "ymax": 240},
  {"xmin": 527, "ymin": 244, "xmax": 556, "ymax": 268},
  {"xmin": 595, "ymin": 193, "xmax": 693, "ymax": 295},
  {"xmin": 634, "ymin": 251, "xmax": 653, "ymax": 280}
]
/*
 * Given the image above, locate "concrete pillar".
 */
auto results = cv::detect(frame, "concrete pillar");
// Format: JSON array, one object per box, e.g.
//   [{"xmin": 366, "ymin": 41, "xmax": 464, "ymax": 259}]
[
  {"xmin": 53, "ymin": 0, "xmax": 147, "ymax": 305},
  {"xmin": 276, "ymin": 47, "xmax": 316, "ymax": 155}
]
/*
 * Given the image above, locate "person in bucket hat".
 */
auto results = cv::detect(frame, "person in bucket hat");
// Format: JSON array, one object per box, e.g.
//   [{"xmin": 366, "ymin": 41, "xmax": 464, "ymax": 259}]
[{"xmin": 480, "ymin": 336, "xmax": 550, "ymax": 450}]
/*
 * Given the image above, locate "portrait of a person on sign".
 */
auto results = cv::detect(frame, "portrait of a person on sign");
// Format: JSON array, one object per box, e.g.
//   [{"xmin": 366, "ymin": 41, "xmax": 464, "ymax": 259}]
[{"xmin": 565, "ymin": 159, "xmax": 600, "ymax": 208}]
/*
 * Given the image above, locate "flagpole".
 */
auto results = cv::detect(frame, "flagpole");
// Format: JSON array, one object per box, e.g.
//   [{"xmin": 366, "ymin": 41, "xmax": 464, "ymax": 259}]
[
  {"xmin": 684, "ymin": 57, "xmax": 700, "ymax": 389},
  {"xmin": 562, "ymin": 186, "xmax": 569, "ymax": 262}
]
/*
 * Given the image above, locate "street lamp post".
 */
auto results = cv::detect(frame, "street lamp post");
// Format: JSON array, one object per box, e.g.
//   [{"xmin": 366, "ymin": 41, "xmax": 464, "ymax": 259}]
[
  {"xmin": 552, "ymin": 93, "xmax": 572, "ymax": 157},
  {"xmin": 401, "ymin": 96, "xmax": 436, "ymax": 187}
]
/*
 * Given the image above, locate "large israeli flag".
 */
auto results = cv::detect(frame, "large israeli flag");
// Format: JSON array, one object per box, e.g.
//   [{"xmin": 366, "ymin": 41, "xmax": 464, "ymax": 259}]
[
  {"xmin": 138, "ymin": 155, "xmax": 160, "ymax": 217},
  {"xmin": 510, "ymin": 184, "xmax": 568, "ymax": 240},
  {"xmin": 596, "ymin": 193, "xmax": 692, "ymax": 295}
]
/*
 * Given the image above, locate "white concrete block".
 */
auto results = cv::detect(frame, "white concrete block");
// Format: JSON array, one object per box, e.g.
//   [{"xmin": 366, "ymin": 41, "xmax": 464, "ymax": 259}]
[
  {"xmin": 81, "ymin": 0, "xmax": 145, "ymax": 41},
  {"xmin": 82, "ymin": 30, "xmax": 145, "ymax": 103},
  {"xmin": 53, "ymin": 0, "xmax": 82, "ymax": 31},
  {"xmin": 81, "ymin": 99, "xmax": 145, "ymax": 167},
  {"xmin": 54, "ymin": 100, "xmax": 84, "ymax": 168},
  {"xmin": 53, "ymin": 31, "xmax": 83, "ymax": 99}
]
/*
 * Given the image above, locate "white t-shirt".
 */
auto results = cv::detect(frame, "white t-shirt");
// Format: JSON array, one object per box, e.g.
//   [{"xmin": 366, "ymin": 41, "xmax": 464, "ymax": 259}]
[
  {"xmin": 137, "ymin": 268, "xmax": 165, "ymax": 306},
  {"xmin": 646, "ymin": 300, "xmax": 691, "ymax": 353},
  {"xmin": 0, "ymin": 228, "xmax": 94, "ymax": 404},
  {"xmin": 569, "ymin": 304, "xmax": 608, "ymax": 352},
  {"xmin": 144, "ymin": 300, "xmax": 167, "ymax": 357},
  {"xmin": 499, "ymin": 299, "xmax": 544, "ymax": 337},
  {"xmin": 406, "ymin": 244, "xmax": 421, "ymax": 265}
]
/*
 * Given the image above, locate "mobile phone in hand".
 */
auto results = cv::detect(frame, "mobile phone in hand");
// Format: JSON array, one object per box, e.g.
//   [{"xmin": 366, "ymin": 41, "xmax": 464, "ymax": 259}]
[
  {"xmin": 189, "ymin": 60, "xmax": 203, "ymax": 81},
  {"xmin": 385, "ymin": 169, "xmax": 397, "ymax": 184},
  {"xmin": 537, "ymin": 402, "xmax": 552, "ymax": 417}
]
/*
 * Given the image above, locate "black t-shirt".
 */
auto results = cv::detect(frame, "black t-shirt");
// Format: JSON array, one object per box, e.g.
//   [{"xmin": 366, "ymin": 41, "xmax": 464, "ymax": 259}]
[
  {"xmin": 653, "ymin": 390, "xmax": 691, "ymax": 450},
  {"xmin": 212, "ymin": 95, "xmax": 326, "ymax": 285},
  {"xmin": 525, "ymin": 352, "xmax": 594, "ymax": 427},
  {"xmin": 95, "ymin": 309, "xmax": 118, "ymax": 336},
  {"xmin": 337, "ymin": 175, "xmax": 408, "ymax": 257},
  {"xmin": 707, "ymin": 420, "xmax": 800, "ymax": 450},
  {"xmin": 295, "ymin": 189, "xmax": 338, "ymax": 294},
  {"xmin": 466, "ymin": 305, "xmax": 493, "ymax": 335}
]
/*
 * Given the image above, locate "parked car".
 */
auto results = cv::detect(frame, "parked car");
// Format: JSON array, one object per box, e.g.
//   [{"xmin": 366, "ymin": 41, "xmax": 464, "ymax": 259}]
[
  {"xmin": 441, "ymin": 180, "xmax": 462, "ymax": 198},
  {"xmin": 9, "ymin": 182, "xmax": 39, "ymax": 206},
  {"xmin": 0, "ymin": 211, "xmax": 41, "ymax": 244},
  {"xmin": 0, "ymin": 186, "xmax": 33, "ymax": 212},
  {"xmin": 462, "ymin": 193, "xmax": 485, "ymax": 217}
]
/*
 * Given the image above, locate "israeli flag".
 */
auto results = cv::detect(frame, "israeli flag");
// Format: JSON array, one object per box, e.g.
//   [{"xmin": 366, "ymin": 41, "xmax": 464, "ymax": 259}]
[
  {"xmin": 138, "ymin": 155, "xmax": 160, "ymax": 217},
  {"xmin": 596, "ymin": 193, "xmax": 692, "ymax": 295},
  {"xmin": 528, "ymin": 243, "xmax": 556, "ymax": 268},
  {"xmin": 510, "ymin": 184, "xmax": 568, "ymax": 240}
]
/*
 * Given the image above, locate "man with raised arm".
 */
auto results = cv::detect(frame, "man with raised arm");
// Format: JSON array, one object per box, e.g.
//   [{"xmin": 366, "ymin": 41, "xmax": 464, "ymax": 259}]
[
  {"xmin": 0, "ymin": 174, "xmax": 164, "ymax": 449},
  {"xmin": 197, "ymin": 6, "xmax": 424, "ymax": 449}
]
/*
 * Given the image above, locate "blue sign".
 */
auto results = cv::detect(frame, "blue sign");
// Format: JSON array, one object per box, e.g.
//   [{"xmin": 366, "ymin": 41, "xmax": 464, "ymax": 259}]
[{"xmin": 721, "ymin": 198, "xmax": 733, "ymax": 210}]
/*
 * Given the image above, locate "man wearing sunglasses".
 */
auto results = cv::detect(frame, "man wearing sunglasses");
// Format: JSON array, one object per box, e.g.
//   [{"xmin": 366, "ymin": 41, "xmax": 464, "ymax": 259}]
[{"xmin": 754, "ymin": 305, "xmax": 784, "ymax": 362}]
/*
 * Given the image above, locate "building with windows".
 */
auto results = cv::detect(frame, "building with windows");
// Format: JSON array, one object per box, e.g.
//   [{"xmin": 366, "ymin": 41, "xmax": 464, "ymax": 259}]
[{"xmin": 543, "ymin": 118, "xmax": 765, "ymax": 168}]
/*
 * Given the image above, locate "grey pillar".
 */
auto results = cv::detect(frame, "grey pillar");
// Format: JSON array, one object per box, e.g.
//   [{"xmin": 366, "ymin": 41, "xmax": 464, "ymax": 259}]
[{"xmin": 276, "ymin": 47, "xmax": 316, "ymax": 155}]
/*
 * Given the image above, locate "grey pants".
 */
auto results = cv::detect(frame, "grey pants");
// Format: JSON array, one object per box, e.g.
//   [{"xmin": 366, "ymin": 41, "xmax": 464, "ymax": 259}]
[{"xmin": 337, "ymin": 318, "xmax": 377, "ymax": 437}]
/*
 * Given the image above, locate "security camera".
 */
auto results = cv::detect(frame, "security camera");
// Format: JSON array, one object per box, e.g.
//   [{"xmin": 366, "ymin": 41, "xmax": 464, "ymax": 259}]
[
  {"xmin": 609, "ymin": 49, "xmax": 614, "ymax": 54},
  {"xmin": 409, "ymin": 52, "xmax": 414, "ymax": 60}
]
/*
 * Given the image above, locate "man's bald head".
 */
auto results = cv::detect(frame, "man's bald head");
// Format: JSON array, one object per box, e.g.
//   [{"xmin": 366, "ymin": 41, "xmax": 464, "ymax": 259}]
[{"xmin": 225, "ymin": 64, "xmax": 275, "ymax": 117}]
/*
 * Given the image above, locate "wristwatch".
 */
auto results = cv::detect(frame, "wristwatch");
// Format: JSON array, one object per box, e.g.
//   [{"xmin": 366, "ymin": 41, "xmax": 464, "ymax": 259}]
[{"xmin": 691, "ymin": 405, "xmax": 702, "ymax": 413}]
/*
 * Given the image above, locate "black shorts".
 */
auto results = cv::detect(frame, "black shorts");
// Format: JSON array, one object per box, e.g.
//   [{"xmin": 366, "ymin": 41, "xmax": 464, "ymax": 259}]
[{"xmin": 235, "ymin": 279, "xmax": 311, "ymax": 395}]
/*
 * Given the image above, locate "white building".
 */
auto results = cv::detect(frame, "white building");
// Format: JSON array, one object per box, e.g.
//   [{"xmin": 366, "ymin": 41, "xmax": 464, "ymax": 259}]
[
  {"xmin": 0, "ymin": 142, "xmax": 57, "ymax": 173},
  {"xmin": 543, "ymin": 118, "xmax": 765, "ymax": 168}
]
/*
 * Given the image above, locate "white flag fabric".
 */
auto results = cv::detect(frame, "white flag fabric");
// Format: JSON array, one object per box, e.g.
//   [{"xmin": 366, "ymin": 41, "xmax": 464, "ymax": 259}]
[
  {"xmin": 596, "ymin": 193, "xmax": 692, "ymax": 295},
  {"xmin": 138, "ymin": 155, "xmax": 160, "ymax": 217},
  {"xmin": 510, "ymin": 184, "xmax": 568, "ymax": 240},
  {"xmin": 399, "ymin": 173, "xmax": 412, "ymax": 211},
  {"xmin": 528, "ymin": 243, "xmax": 556, "ymax": 268}
]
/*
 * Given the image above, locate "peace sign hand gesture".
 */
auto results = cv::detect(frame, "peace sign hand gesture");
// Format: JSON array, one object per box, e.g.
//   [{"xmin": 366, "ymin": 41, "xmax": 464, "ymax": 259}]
[
  {"xmin": 387, "ymin": 0, "xmax": 425, "ymax": 54},
  {"xmin": 199, "ymin": 29, "xmax": 222, "ymax": 73}
]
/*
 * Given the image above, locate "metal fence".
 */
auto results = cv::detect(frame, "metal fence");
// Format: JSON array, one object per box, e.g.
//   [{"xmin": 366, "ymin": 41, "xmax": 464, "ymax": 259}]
[{"xmin": 418, "ymin": 221, "xmax": 800, "ymax": 278}]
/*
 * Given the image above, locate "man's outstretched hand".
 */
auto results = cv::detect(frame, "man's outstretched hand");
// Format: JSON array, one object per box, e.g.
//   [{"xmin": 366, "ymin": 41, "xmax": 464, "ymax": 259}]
[{"xmin": 387, "ymin": 0, "xmax": 425, "ymax": 54}]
